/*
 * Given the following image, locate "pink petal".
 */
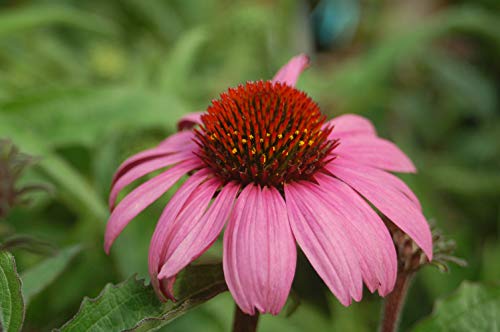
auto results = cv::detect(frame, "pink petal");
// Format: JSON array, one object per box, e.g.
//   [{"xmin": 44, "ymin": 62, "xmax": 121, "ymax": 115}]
[
  {"xmin": 157, "ymin": 182, "xmax": 240, "ymax": 282},
  {"xmin": 325, "ymin": 114, "xmax": 377, "ymax": 139},
  {"xmin": 326, "ymin": 160, "xmax": 433, "ymax": 260},
  {"xmin": 112, "ymin": 131, "xmax": 196, "ymax": 185},
  {"xmin": 335, "ymin": 136, "xmax": 416, "ymax": 173},
  {"xmin": 285, "ymin": 182, "xmax": 363, "ymax": 306},
  {"xmin": 109, "ymin": 151, "xmax": 195, "ymax": 211},
  {"xmin": 271, "ymin": 54, "xmax": 310, "ymax": 87},
  {"xmin": 177, "ymin": 112, "xmax": 204, "ymax": 131},
  {"xmin": 157, "ymin": 178, "xmax": 220, "ymax": 299},
  {"xmin": 104, "ymin": 158, "xmax": 202, "ymax": 253},
  {"xmin": 329, "ymin": 159, "xmax": 421, "ymax": 209},
  {"xmin": 223, "ymin": 185, "xmax": 296, "ymax": 315},
  {"xmin": 157, "ymin": 130, "xmax": 196, "ymax": 149},
  {"xmin": 313, "ymin": 173, "xmax": 397, "ymax": 295},
  {"xmin": 148, "ymin": 169, "xmax": 213, "ymax": 299}
]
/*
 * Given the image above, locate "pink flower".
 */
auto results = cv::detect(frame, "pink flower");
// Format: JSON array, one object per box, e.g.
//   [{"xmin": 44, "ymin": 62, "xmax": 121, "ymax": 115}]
[{"xmin": 105, "ymin": 55, "xmax": 433, "ymax": 315}]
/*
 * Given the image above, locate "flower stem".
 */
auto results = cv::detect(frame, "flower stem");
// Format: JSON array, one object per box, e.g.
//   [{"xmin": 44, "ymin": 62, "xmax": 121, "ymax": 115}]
[
  {"xmin": 232, "ymin": 305, "xmax": 260, "ymax": 332},
  {"xmin": 380, "ymin": 271, "xmax": 414, "ymax": 332}
]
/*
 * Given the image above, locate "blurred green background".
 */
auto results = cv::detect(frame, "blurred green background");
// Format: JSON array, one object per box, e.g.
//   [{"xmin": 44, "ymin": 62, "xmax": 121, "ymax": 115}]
[{"xmin": 0, "ymin": 0, "xmax": 499, "ymax": 331}]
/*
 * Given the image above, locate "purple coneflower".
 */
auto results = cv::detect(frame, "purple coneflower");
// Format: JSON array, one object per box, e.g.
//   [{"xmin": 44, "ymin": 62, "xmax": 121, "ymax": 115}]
[{"xmin": 105, "ymin": 55, "xmax": 432, "ymax": 315}]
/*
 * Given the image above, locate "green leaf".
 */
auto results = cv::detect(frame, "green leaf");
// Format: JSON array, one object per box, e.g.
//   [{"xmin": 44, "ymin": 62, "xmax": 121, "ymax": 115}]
[
  {"xmin": 0, "ymin": 235, "xmax": 56, "ymax": 256},
  {"xmin": 159, "ymin": 28, "xmax": 209, "ymax": 92},
  {"xmin": 120, "ymin": 0, "xmax": 182, "ymax": 42},
  {"xmin": 40, "ymin": 155, "xmax": 109, "ymax": 222},
  {"xmin": 426, "ymin": 164, "xmax": 500, "ymax": 196},
  {"xmin": 57, "ymin": 276, "xmax": 162, "ymax": 332},
  {"xmin": 0, "ymin": 121, "xmax": 108, "ymax": 222},
  {"xmin": 424, "ymin": 51, "xmax": 497, "ymax": 117},
  {"xmin": 21, "ymin": 245, "xmax": 82, "ymax": 304},
  {"xmin": 0, "ymin": 84, "xmax": 190, "ymax": 222},
  {"xmin": 0, "ymin": 251, "xmax": 24, "ymax": 332},
  {"xmin": 0, "ymin": 5, "xmax": 116, "ymax": 38},
  {"xmin": 0, "ymin": 85, "xmax": 187, "ymax": 149},
  {"xmin": 413, "ymin": 281, "xmax": 500, "ymax": 332},
  {"xmin": 58, "ymin": 264, "xmax": 227, "ymax": 332}
]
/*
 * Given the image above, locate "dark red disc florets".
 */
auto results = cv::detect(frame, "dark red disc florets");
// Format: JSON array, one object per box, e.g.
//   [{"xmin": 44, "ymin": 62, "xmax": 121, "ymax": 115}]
[{"xmin": 194, "ymin": 81, "xmax": 338, "ymax": 188}]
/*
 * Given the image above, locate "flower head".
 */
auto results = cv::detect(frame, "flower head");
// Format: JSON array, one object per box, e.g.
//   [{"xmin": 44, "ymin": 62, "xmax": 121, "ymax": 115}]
[
  {"xmin": 195, "ymin": 80, "xmax": 337, "ymax": 188},
  {"xmin": 105, "ymin": 55, "xmax": 433, "ymax": 315}
]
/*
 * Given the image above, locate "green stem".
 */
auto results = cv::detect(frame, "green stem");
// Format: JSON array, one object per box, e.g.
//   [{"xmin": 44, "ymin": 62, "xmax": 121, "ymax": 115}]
[
  {"xmin": 232, "ymin": 305, "xmax": 260, "ymax": 332},
  {"xmin": 380, "ymin": 271, "xmax": 414, "ymax": 332}
]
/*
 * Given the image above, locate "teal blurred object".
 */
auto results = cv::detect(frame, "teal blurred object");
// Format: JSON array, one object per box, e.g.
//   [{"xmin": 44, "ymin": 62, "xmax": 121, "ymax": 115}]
[{"xmin": 311, "ymin": 0, "xmax": 360, "ymax": 49}]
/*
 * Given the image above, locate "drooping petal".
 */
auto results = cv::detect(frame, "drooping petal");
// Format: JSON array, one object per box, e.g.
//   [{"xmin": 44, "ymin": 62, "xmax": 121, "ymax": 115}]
[
  {"xmin": 104, "ymin": 158, "xmax": 202, "ymax": 253},
  {"xmin": 177, "ymin": 111, "xmax": 204, "ymax": 131},
  {"xmin": 112, "ymin": 130, "xmax": 196, "ymax": 185},
  {"xmin": 313, "ymin": 173, "xmax": 397, "ymax": 295},
  {"xmin": 325, "ymin": 114, "xmax": 377, "ymax": 139},
  {"xmin": 148, "ymin": 169, "xmax": 213, "ymax": 298},
  {"xmin": 157, "ymin": 181, "xmax": 239, "ymax": 283},
  {"xmin": 271, "ymin": 54, "xmax": 310, "ymax": 87},
  {"xmin": 157, "ymin": 177, "xmax": 221, "ymax": 298},
  {"xmin": 223, "ymin": 185, "xmax": 296, "ymax": 315},
  {"xmin": 109, "ymin": 151, "xmax": 195, "ymax": 210},
  {"xmin": 285, "ymin": 182, "xmax": 363, "ymax": 306},
  {"xmin": 334, "ymin": 136, "xmax": 416, "ymax": 173},
  {"xmin": 326, "ymin": 160, "xmax": 433, "ymax": 260},
  {"xmin": 328, "ymin": 159, "xmax": 421, "ymax": 209}
]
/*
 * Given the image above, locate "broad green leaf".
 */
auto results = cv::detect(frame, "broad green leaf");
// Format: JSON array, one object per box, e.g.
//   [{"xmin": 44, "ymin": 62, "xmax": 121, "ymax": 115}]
[
  {"xmin": 21, "ymin": 245, "xmax": 82, "ymax": 304},
  {"xmin": 0, "ymin": 5, "xmax": 116, "ymax": 38},
  {"xmin": 0, "ymin": 251, "xmax": 24, "ymax": 332},
  {"xmin": 58, "ymin": 264, "xmax": 227, "ymax": 332},
  {"xmin": 413, "ymin": 281, "xmax": 500, "ymax": 332},
  {"xmin": 57, "ymin": 276, "xmax": 162, "ymax": 332},
  {"xmin": 131, "ymin": 264, "xmax": 227, "ymax": 332}
]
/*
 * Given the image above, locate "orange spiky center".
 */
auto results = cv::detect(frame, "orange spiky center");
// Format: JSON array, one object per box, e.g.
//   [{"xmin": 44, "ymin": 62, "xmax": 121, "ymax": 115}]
[{"xmin": 194, "ymin": 81, "xmax": 338, "ymax": 188}]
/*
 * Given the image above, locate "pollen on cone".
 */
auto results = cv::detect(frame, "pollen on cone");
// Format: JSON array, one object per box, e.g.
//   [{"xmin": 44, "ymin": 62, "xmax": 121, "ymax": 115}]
[{"xmin": 194, "ymin": 81, "xmax": 338, "ymax": 188}]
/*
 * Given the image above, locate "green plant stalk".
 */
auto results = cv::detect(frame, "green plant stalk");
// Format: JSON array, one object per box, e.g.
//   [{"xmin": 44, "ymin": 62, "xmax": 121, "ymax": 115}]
[
  {"xmin": 380, "ymin": 271, "xmax": 414, "ymax": 332},
  {"xmin": 232, "ymin": 305, "xmax": 259, "ymax": 332}
]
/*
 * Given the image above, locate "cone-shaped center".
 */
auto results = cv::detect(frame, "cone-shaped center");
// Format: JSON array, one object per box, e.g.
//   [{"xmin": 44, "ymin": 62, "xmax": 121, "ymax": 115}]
[{"xmin": 195, "ymin": 81, "xmax": 338, "ymax": 188}]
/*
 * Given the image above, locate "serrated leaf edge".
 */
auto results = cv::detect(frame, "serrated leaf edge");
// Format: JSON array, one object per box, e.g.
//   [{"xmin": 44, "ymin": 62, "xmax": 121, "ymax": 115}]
[
  {"xmin": 54, "ymin": 275, "xmax": 150, "ymax": 332},
  {"xmin": 0, "ymin": 251, "xmax": 25, "ymax": 332},
  {"xmin": 125, "ymin": 280, "xmax": 227, "ymax": 332}
]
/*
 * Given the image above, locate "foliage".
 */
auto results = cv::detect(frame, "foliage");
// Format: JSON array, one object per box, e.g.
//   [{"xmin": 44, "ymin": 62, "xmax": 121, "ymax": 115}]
[
  {"xmin": 0, "ymin": 251, "xmax": 24, "ymax": 332},
  {"xmin": 0, "ymin": 0, "xmax": 498, "ymax": 330},
  {"xmin": 58, "ymin": 264, "xmax": 226, "ymax": 332},
  {"xmin": 413, "ymin": 281, "xmax": 500, "ymax": 332},
  {"xmin": 22, "ymin": 245, "xmax": 81, "ymax": 303}
]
